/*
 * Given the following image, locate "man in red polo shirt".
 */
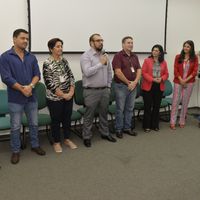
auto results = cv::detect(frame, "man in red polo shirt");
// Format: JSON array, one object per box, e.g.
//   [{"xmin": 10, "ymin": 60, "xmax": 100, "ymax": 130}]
[{"xmin": 112, "ymin": 36, "xmax": 141, "ymax": 138}]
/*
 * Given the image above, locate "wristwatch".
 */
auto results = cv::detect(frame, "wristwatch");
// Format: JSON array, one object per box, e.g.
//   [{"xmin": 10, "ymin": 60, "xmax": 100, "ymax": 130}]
[{"xmin": 30, "ymin": 83, "xmax": 35, "ymax": 89}]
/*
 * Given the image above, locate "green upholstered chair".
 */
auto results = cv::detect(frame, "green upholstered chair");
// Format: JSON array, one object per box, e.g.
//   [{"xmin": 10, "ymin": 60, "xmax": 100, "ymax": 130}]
[
  {"xmin": 74, "ymin": 80, "xmax": 99, "ymax": 133},
  {"xmin": 0, "ymin": 89, "xmax": 11, "ymax": 141},
  {"xmin": 160, "ymin": 80, "xmax": 173, "ymax": 122},
  {"xmin": 21, "ymin": 82, "xmax": 52, "ymax": 148}
]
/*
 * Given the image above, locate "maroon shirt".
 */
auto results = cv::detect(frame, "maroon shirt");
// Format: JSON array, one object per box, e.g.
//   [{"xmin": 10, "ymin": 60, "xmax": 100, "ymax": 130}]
[{"xmin": 112, "ymin": 50, "xmax": 141, "ymax": 83}]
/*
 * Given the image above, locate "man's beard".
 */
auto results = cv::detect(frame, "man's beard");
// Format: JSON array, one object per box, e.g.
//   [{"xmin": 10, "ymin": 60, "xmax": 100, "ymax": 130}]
[{"xmin": 95, "ymin": 46, "xmax": 103, "ymax": 52}]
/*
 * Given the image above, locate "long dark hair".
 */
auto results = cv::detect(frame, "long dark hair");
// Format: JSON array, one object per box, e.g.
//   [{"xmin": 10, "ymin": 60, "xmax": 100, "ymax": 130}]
[
  {"xmin": 178, "ymin": 40, "xmax": 196, "ymax": 63},
  {"xmin": 149, "ymin": 44, "xmax": 164, "ymax": 63}
]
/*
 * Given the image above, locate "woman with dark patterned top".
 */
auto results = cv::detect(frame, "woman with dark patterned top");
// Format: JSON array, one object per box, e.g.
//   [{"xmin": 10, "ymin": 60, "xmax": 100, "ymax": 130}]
[{"xmin": 43, "ymin": 38, "xmax": 77, "ymax": 153}]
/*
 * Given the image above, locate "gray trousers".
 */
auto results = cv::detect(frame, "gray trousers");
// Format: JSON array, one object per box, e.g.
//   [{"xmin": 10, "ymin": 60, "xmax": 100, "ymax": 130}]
[{"xmin": 82, "ymin": 88, "xmax": 110, "ymax": 139}]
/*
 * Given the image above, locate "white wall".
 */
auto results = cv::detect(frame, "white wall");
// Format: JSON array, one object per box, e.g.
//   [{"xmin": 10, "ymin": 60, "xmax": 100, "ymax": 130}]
[
  {"xmin": 165, "ymin": 0, "xmax": 200, "ymax": 107},
  {"xmin": 0, "ymin": 0, "xmax": 200, "ymax": 107}
]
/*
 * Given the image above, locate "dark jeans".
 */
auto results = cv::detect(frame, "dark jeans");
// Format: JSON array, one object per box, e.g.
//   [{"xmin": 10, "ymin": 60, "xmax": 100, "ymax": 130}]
[
  {"xmin": 47, "ymin": 98, "xmax": 73, "ymax": 143},
  {"xmin": 142, "ymin": 83, "xmax": 163, "ymax": 129}
]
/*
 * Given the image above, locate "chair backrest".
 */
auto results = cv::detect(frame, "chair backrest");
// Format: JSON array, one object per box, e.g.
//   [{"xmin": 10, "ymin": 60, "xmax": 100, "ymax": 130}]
[
  {"xmin": 163, "ymin": 80, "xmax": 173, "ymax": 97},
  {"xmin": 35, "ymin": 82, "xmax": 47, "ymax": 109},
  {"xmin": 0, "ymin": 89, "xmax": 9, "ymax": 115},
  {"xmin": 74, "ymin": 80, "xmax": 84, "ymax": 106}
]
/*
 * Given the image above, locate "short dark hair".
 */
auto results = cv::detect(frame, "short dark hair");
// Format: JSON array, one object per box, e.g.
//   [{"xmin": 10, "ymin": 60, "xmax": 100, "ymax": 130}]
[
  {"xmin": 13, "ymin": 29, "xmax": 28, "ymax": 38},
  {"xmin": 122, "ymin": 36, "xmax": 133, "ymax": 43},
  {"xmin": 89, "ymin": 33, "xmax": 101, "ymax": 43},
  {"xmin": 47, "ymin": 38, "xmax": 63, "ymax": 53},
  {"xmin": 149, "ymin": 44, "xmax": 165, "ymax": 63}
]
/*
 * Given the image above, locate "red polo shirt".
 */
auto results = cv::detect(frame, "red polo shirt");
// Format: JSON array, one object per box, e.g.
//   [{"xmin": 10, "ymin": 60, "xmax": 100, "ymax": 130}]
[{"xmin": 112, "ymin": 50, "xmax": 141, "ymax": 83}]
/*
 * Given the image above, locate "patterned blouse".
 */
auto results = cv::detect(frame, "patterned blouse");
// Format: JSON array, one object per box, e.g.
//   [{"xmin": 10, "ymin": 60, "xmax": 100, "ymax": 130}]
[
  {"xmin": 152, "ymin": 61, "xmax": 161, "ymax": 78},
  {"xmin": 43, "ymin": 56, "xmax": 75, "ymax": 101}
]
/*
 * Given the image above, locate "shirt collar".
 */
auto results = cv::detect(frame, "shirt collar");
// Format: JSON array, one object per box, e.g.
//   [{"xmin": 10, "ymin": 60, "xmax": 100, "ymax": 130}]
[
  {"xmin": 49, "ymin": 55, "xmax": 63, "ymax": 62},
  {"xmin": 90, "ymin": 48, "xmax": 103, "ymax": 56},
  {"xmin": 121, "ymin": 49, "xmax": 134, "ymax": 57},
  {"xmin": 8, "ymin": 47, "xmax": 29, "ymax": 56}
]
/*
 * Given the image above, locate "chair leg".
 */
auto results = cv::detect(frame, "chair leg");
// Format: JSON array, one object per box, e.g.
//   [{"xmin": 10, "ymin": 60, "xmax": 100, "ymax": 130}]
[
  {"xmin": 160, "ymin": 106, "xmax": 170, "ymax": 122},
  {"xmin": 109, "ymin": 114, "xmax": 115, "ymax": 133},
  {"xmin": 168, "ymin": 104, "xmax": 171, "ymax": 121},
  {"xmin": 46, "ymin": 125, "xmax": 53, "ymax": 145},
  {"xmin": 132, "ymin": 110, "xmax": 136, "ymax": 129},
  {"xmin": 137, "ymin": 110, "xmax": 142, "ymax": 121},
  {"xmin": 94, "ymin": 117, "xmax": 99, "ymax": 129},
  {"xmin": 70, "ymin": 120, "xmax": 82, "ymax": 139},
  {"xmin": 165, "ymin": 106, "xmax": 170, "ymax": 122}
]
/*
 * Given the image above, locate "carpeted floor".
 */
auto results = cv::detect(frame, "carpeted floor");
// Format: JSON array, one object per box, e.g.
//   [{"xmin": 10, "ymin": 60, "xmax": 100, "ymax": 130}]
[{"xmin": 0, "ymin": 109, "xmax": 200, "ymax": 200}]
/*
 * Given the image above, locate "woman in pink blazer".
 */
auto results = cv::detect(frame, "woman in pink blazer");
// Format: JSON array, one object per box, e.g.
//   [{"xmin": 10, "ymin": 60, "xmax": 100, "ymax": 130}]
[
  {"xmin": 141, "ymin": 45, "xmax": 169, "ymax": 132},
  {"xmin": 170, "ymin": 40, "xmax": 198, "ymax": 129}
]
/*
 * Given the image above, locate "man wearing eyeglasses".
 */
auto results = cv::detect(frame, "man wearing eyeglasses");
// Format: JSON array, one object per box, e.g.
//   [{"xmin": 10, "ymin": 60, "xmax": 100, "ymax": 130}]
[
  {"xmin": 80, "ymin": 33, "xmax": 117, "ymax": 147},
  {"xmin": 112, "ymin": 36, "xmax": 141, "ymax": 138}
]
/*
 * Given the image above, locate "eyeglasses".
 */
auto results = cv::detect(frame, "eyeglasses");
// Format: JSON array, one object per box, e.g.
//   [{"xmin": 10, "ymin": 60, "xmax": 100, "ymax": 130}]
[{"xmin": 93, "ymin": 39, "xmax": 104, "ymax": 43}]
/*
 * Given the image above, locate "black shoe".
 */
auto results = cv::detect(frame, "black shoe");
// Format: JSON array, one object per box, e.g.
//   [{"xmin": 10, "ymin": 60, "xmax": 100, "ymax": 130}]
[
  {"xmin": 124, "ymin": 129, "xmax": 137, "ymax": 136},
  {"xmin": 31, "ymin": 147, "xmax": 46, "ymax": 156},
  {"xmin": 101, "ymin": 135, "xmax": 117, "ymax": 142},
  {"xmin": 153, "ymin": 128, "xmax": 159, "ymax": 132},
  {"xmin": 83, "ymin": 139, "xmax": 91, "ymax": 147},
  {"xmin": 116, "ymin": 131, "xmax": 123, "ymax": 138},
  {"xmin": 11, "ymin": 153, "xmax": 20, "ymax": 164}
]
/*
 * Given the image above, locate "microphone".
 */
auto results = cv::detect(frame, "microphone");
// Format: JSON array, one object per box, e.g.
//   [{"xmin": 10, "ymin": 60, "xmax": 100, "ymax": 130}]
[
  {"xmin": 100, "ymin": 49, "xmax": 108, "ymax": 65},
  {"xmin": 101, "ymin": 49, "xmax": 107, "ymax": 55}
]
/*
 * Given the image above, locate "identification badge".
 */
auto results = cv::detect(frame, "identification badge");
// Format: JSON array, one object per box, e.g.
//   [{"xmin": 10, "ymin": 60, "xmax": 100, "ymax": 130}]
[
  {"xmin": 60, "ymin": 76, "xmax": 65, "ymax": 83},
  {"xmin": 131, "ymin": 67, "xmax": 135, "ymax": 73}
]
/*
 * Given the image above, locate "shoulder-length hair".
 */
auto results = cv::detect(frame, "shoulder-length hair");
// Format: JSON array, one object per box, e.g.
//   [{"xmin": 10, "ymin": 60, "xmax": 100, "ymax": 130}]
[
  {"xmin": 149, "ymin": 44, "xmax": 164, "ymax": 63},
  {"xmin": 47, "ymin": 38, "xmax": 63, "ymax": 54},
  {"xmin": 178, "ymin": 40, "xmax": 196, "ymax": 63}
]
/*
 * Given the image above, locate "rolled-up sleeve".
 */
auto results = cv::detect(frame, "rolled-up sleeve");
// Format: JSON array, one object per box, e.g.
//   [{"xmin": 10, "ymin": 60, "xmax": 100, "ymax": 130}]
[{"xmin": 0, "ymin": 55, "xmax": 17, "ymax": 87}]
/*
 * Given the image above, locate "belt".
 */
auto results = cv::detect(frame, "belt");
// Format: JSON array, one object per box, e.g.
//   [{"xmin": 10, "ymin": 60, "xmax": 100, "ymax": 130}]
[{"xmin": 84, "ymin": 87, "xmax": 108, "ymax": 90}]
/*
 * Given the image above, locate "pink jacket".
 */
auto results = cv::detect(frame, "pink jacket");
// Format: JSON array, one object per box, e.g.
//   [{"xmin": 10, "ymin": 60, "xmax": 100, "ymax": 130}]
[{"xmin": 141, "ymin": 57, "xmax": 169, "ymax": 91}]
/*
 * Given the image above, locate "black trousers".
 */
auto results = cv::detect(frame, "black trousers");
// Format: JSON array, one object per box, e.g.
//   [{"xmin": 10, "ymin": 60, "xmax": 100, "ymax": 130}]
[
  {"xmin": 142, "ymin": 83, "xmax": 163, "ymax": 129},
  {"xmin": 47, "ymin": 98, "xmax": 73, "ymax": 143}
]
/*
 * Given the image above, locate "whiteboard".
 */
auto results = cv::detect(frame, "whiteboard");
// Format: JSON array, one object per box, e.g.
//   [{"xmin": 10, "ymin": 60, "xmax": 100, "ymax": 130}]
[
  {"xmin": 28, "ymin": 0, "xmax": 167, "ymax": 53},
  {"xmin": 0, "ymin": 0, "xmax": 27, "ymax": 53}
]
